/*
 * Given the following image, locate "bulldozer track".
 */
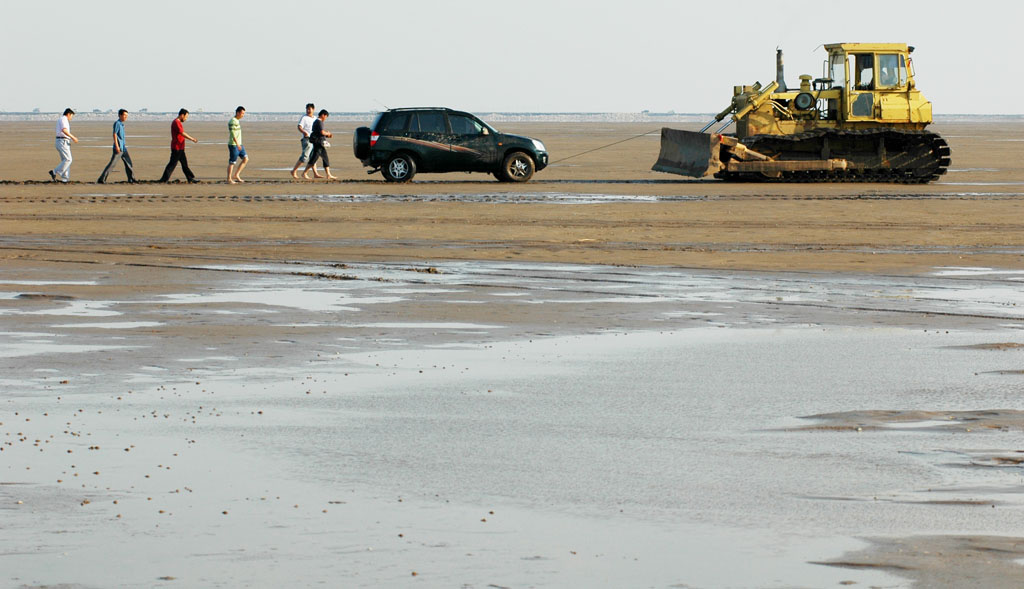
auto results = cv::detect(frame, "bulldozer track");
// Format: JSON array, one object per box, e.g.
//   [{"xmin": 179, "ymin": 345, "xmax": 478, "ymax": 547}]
[{"xmin": 718, "ymin": 129, "xmax": 951, "ymax": 184}]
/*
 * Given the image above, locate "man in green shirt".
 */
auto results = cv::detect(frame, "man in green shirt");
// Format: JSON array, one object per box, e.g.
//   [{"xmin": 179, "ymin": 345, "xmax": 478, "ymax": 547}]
[{"xmin": 227, "ymin": 106, "xmax": 248, "ymax": 184}]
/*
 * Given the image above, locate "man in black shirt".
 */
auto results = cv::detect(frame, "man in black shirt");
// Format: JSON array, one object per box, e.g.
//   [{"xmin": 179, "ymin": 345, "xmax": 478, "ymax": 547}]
[{"xmin": 303, "ymin": 109, "xmax": 336, "ymax": 180}]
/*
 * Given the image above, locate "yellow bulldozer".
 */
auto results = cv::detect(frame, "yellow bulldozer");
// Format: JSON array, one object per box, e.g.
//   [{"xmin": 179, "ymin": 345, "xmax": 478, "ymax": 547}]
[{"xmin": 653, "ymin": 43, "xmax": 950, "ymax": 183}]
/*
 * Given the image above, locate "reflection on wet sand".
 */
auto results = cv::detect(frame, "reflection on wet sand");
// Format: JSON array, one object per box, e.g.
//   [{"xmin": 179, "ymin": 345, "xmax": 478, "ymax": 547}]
[
  {"xmin": 817, "ymin": 536, "xmax": 1024, "ymax": 589},
  {"xmin": 3, "ymin": 258, "xmax": 1024, "ymax": 587},
  {"xmin": 794, "ymin": 409, "xmax": 1024, "ymax": 432}
]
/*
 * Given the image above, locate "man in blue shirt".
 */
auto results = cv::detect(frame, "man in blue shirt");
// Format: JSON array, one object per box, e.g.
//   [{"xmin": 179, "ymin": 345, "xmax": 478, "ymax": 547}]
[{"xmin": 97, "ymin": 109, "xmax": 136, "ymax": 183}]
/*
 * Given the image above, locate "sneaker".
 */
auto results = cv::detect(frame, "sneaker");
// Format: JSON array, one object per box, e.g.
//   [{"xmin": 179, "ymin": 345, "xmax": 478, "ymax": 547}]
[
  {"xmin": 49, "ymin": 170, "xmax": 56, "ymax": 182},
  {"xmin": 187, "ymin": 178, "xmax": 201, "ymax": 184}
]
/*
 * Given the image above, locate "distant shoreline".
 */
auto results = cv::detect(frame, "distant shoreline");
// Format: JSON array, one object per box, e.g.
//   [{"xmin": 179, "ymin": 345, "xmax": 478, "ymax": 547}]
[{"xmin": 0, "ymin": 112, "xmax": 1019, "ymax": 123}]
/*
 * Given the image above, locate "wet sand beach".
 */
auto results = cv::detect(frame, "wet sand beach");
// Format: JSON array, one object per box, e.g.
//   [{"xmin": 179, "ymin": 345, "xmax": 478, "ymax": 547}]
[
  {"xmin": 3, "ymin": 119, "xmax": 1024, "ymax": 273},
  {"xmin": 3, "ymin": 119, "xmax": 1024, "ymax": 587}
]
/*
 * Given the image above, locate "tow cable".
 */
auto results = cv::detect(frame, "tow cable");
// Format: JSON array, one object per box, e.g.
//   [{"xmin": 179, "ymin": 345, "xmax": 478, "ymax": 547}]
[{"xmin": 548, "ymin": 129, "xmax": 662, "ymax": 165}]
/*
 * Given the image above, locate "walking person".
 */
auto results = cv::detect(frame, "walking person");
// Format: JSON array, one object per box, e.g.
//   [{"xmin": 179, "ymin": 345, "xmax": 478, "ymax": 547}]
[
  {"xmin": 97, "ymin": 109, "xmax": 136, "ymax": 184},
  {"xmin": 49, "ymin": 108, "xmax": 78, "ymax": 183},
  {"xmin": 302, "ymin": 109, "xmax": 337, "ymax": 180},
  {"xmin": 158, "ymin": 108, "xmax": 199, "ymax": 183},
  {"xmin": 290, "ymin": 103, "xmax": 321, "ymax": 179},
  {"xmin": 227, "ymin": 106, "xmax": 248, "ymax": 184}
]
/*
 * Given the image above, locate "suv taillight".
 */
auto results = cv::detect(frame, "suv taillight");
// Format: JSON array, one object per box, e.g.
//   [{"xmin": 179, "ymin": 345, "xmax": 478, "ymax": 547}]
[{"xmin": 370, "ymin": 132, "xmax": 379, "ymax": 147}]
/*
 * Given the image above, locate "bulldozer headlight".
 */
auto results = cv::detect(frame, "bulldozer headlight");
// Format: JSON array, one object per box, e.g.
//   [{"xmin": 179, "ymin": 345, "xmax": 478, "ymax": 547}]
[{"xmin": 794, "ymin": 92, "xmax": 815, "ymax": 110}]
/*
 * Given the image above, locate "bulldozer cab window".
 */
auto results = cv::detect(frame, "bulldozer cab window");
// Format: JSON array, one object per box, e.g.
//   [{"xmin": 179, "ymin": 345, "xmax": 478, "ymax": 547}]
[
  {"xmin": 852, "ymin": 54, "xmax": 874, "ymax": 90},
  {"xmin": 830, "ymin": 53, "xmax": 846, "ymax": 89},
  {"xmin": 877, "ymin": 54, "xmax": 904, "ymax": 89}
]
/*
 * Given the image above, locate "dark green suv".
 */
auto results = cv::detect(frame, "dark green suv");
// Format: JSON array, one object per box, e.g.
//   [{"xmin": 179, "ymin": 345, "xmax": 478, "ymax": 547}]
[{"xmin": 353, "ymin": 107, "xmax": 549, "ymax": 182}]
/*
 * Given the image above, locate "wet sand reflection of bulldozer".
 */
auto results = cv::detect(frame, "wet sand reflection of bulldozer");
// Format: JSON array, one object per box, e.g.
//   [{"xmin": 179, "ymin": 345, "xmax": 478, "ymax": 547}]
[{"xmin": 654, "ymin": 43, "xmax": 951, "ymax": 183}]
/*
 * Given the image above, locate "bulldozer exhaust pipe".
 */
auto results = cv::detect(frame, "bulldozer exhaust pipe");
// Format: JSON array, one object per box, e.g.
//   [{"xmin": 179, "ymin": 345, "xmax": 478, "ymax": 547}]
[{"xmin": 776, "ymin": 48, "xmax": 787, "ymax": 92}]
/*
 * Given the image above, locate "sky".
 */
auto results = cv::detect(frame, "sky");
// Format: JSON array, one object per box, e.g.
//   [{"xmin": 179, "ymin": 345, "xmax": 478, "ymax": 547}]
[{"xmin": 2, "ymin": 0, "xmax": 1018, "ymax": 115}]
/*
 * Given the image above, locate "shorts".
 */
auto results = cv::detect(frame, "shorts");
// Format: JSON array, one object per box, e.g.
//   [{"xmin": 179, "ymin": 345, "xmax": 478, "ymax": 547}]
[
  {"xmin": 299, "ymin": 137, "xmax": 313, "ymax": 163},
  {"xmin": 308, "ymin": 143, "xmax": 329, "ymax": 168},
  {"xmin": 228, "ymin": 144, "xmax": 248, "ymax": 164}
]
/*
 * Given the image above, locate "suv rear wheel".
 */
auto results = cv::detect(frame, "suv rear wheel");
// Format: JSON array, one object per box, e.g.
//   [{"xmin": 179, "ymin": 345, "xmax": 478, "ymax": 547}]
[
  {"xmin": 497, "ymin": 151, "xmax": 535, "ymax": 182},
  {"xmin": 383, "ymin": 153, "xmax": 416, "ymax": 182}
]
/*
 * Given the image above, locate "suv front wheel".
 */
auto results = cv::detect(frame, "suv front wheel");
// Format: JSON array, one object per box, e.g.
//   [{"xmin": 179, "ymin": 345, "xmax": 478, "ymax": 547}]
[
  {"xmin": 383, "ymin": 153, "xmax": 417, "ymax": 182},
  {"xmin": 497, "ymin": 151, "xmax": 535, "ymax": 182}
]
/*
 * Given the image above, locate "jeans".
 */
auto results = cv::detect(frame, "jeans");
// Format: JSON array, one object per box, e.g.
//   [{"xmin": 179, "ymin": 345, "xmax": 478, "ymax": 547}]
[
  {"xmin": 159, "ymin": 149, "xmax": 196, "ymax": 182},
  {"xmin": 53, "ymin": 137, "xmax": 72, "ymax": 182},
  {"xmin": 299, "ymin": 137, "xmax": 313, "ymax": 162},
  {"xmin": 97, "ymin": 148, "xmax": 135, "ymax": 183}
]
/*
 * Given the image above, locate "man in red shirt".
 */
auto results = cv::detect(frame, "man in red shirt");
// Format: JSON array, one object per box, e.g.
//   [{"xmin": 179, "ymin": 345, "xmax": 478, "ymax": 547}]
[{"xmin": 158, "ymin": 108, "xmax": 200, "ymax": 183}]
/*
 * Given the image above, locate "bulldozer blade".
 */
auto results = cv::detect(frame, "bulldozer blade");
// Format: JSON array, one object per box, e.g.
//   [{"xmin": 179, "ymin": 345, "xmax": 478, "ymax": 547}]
[{"xmin": 652, "ymin": 128, "xmax": 724, "ymax": 178}]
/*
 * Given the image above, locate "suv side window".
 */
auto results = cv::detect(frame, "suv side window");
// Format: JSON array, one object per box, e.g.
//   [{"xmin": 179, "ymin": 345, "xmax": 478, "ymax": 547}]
[
  {"xmin": 384, "ymin": 113, "xmax": 409, "ymax": 131},
  {"xmin": 449, "ymin": 114, "xmax": 484, "ymax": 135},
  {"xmin": 410, "ymin": 112, "xmax": 446, "ymax": 133}
]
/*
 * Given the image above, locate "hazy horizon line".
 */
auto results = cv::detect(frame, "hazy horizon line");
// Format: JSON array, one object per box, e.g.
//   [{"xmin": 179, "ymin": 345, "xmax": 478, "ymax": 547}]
[{"xmin": 2, "ymin": 112, "xmax": 1021, "ymax": 122}]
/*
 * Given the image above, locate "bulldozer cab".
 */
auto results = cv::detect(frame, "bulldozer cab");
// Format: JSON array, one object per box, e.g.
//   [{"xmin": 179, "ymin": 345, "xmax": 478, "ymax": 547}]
[{"xmin": 825, "ymin": 43, "xmax": 929, "ymax": 124}]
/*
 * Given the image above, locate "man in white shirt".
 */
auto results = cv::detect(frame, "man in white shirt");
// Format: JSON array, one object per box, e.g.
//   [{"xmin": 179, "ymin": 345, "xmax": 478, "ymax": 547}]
[
  {"xmin": 50, "ymin": 108, "xmax": 78, "ymax": 182},
  {"xmin": 290, "ymin": 103, "xmax": 321, "ymax": 179}
]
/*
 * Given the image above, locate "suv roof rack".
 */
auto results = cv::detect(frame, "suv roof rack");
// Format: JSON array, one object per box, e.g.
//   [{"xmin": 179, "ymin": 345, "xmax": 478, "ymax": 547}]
[{"xmin": 387, "ymin": 107, "xmax": 457, "ymax": 112}]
